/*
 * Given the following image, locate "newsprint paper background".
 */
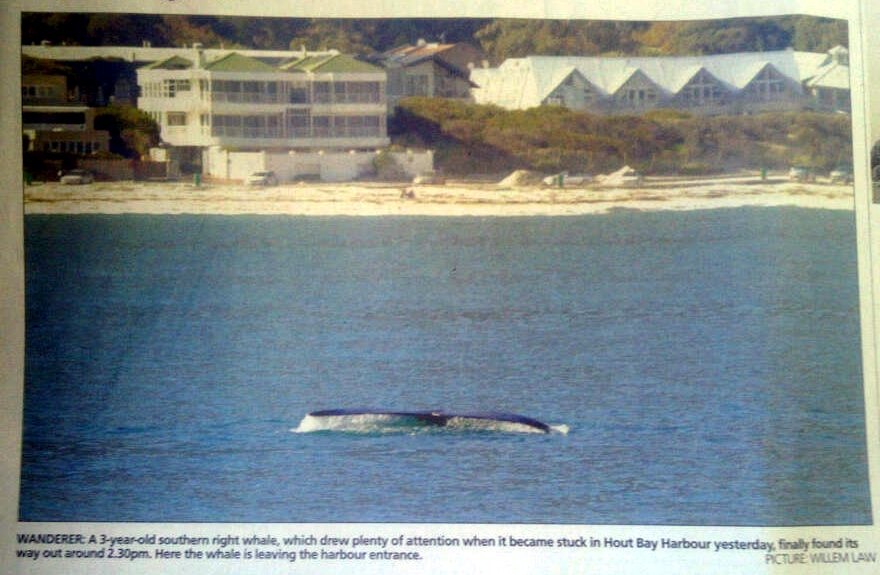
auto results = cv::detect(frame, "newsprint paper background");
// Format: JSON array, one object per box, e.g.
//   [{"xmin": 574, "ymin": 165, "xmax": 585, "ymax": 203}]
[{"xmin": 2, "ymin": 0, "xmax": 880, "ymax": 573}]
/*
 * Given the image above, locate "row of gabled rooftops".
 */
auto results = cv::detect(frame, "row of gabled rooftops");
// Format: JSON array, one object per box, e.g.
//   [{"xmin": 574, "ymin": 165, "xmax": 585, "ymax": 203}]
[
  {"xmin": 470, "ymin": 46, "xmax": 850, "ymax": 109},
  {"xmin": 22, "ymin": 39, "xmax": 475, "ymax": 69},
  {"xmin": 23, "ymin": 44, "xmax": 386, "ymax": 74},
  {"xmin": 140, "ymin": 50, "xmax": 384, "ymax": 75},
  {"xmin": 24, "ymin": 42, "xmax": 849, "ymax": 99}
]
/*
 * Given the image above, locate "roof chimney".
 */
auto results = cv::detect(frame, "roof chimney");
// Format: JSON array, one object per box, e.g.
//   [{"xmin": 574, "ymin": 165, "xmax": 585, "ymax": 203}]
[{"xmin": 193, "ymin": 43, "xmax": 205, "ymax": 68}]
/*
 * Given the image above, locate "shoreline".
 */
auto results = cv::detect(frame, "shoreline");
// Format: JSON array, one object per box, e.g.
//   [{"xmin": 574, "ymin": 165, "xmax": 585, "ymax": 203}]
[{"xmin": 22, "ymin": 177, "xmax": 856, "ymax": 216}]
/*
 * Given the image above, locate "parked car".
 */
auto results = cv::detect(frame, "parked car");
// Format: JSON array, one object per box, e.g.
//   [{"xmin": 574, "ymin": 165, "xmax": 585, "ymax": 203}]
[
  {"xmin": 788, "ymin": 166, "xmax": 815, "ymax": 182},
  {"xmin": 829, "ymin": 166, "xmax": 853, "ymax": 184},
  {"xmin": 59, "ymin": 169, "xmax": 94, "ymax": 185},
  {"xmin": 246, "ymin": 171, "xmax": 278, "ymax": 186}
]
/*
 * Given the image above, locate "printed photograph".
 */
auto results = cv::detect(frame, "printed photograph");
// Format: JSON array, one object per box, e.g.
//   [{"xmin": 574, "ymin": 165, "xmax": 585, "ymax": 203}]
[{"xmin": 19, "ymin": 12, "xmax": 871, "ymax": 525}]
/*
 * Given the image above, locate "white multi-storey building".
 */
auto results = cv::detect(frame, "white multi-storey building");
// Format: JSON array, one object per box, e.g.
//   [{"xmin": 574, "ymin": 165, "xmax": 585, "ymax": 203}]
[{"xmin": 137, "ymin": 48, "xmax": 389, "ymax": 151}]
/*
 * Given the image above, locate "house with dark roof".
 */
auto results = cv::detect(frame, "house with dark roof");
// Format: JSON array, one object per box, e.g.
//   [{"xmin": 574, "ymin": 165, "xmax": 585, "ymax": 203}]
[
  {"xmin": 375, "ymin": 40, "xmax": 484, "ymax": 106},
  {"xmin": 470, "ymin": 46, "xmax": 851, "ymax": 115},
  {"xmin": 22, "ymin": 73, "xmax": 110, "ymax": 156}
]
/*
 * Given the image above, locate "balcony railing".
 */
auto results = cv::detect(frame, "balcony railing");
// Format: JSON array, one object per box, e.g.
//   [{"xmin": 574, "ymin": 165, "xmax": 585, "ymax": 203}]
[
  {"xmin": 210, "ymin": 126, "xmax": 283, "ymax": 138},
  {"xmin": 333, "ymin": 93, "xmax": 382, "ymax": 104},
  {"xmin": 209, "ymin": 93, "xmax": 286, "ymax": 104}
]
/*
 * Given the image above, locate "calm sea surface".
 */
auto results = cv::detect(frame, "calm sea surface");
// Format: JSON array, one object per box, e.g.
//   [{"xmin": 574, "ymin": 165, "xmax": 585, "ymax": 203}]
[{"xmin": 20, "ymin": 208, "xmax": 870, "ymax": 525}]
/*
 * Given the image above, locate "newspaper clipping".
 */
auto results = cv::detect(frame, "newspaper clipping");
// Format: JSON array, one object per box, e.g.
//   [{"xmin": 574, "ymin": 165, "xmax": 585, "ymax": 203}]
[{"xmin": 2, "ymin": 0, "xmax": 879, "ymax": 573}]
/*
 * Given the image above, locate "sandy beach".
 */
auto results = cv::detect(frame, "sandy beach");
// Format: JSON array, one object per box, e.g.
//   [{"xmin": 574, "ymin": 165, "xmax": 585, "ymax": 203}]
[{"xmin": 23, "ymin": 175, "xmax": 855, "ymax": 216}]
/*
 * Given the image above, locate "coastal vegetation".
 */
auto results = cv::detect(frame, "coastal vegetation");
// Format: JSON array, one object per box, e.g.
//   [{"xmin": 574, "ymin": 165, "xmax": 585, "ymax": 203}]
[
  {"xmin": 23, "ymin": 14, "xmax": 846, "ymax": 59},
  {"xmin": 94, "ymin": 106, "xmax": 160, "ymax": 158},
  {"xmin": 391, "ymin": 98, "xmax": 853, "ymax": 176}
]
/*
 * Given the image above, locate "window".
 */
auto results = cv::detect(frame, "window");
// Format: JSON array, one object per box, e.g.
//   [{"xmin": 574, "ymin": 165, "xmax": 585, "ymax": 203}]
[
  {"xmin": 212, "ymin": 115, "xmax": 242, "ymax": 137},
  {"xmin": 313, "ymin": 116, "xmax": 331, "ymax": 137},
  {"xmin": 290, "ymin": 82, "xmax": 309, "ymax": 104},
  {"xmin": 289, "ymin": 109, "xmax": 310, "ymax": 137},
  {"xmin": 211, "ymin": 80, "xmax": 243, "ymax": 102},
  {"xmin": 325, "ymin": 115, "xmax": 382, "ymax": 137},
  {"xmin": 619, "ymin": 86, "xmax": 656, "ymax": 106},
  {"xmin": 162, "ymin": 79, "xmax": 190, "ymax": 97},
  {"xmin": 405, "ymin": 75, "xmax": 429, "ymax": 97},
  {"xmin": 167, "ymin": 112, "xmax": 187, "ymax": 126},
  {"xmin": 313, "ymin": 82, "xmax": 332, "ymax": 103}
]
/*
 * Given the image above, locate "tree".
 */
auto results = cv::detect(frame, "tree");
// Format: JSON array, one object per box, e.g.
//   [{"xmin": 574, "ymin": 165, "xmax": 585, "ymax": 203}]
[
  {"xmin": 94, "ymin": 106, "xmax": 160, "ymax": 158},
  {"xmin": 474, "ymin": 20, "xmax": 646, "ymax": 62},
  {"xmin": 789, "ymin": 16, "xmax": 848, "ymax": 51}
]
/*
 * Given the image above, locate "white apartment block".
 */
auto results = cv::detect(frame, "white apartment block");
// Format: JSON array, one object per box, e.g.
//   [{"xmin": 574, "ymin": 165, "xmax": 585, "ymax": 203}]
[{"xmin": 136, "ymin": 48, "xmax": 390, "ymax": 152}]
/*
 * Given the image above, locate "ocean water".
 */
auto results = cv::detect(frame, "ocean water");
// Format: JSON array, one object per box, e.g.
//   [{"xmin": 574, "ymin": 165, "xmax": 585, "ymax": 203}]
[{"xmin": 20, "ymin": 208, "xmax": 870, "ymax": 525}]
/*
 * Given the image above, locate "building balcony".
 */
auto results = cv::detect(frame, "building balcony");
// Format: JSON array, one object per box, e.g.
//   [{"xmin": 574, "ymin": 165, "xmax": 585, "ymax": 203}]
[
  {"xmin": 202, "ymin": 134, "xmax": 390, "ymax": 150},
  {"xmin": 208, "ymin": 92, "xmax": 287, "ymax": 104}
]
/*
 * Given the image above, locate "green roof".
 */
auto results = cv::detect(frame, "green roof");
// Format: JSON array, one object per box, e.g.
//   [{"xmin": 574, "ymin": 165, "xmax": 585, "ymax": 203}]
[
  {"xmin": 203, "ymin": 52, "xmax": 279, "ymax": 73},
  {"xmin": 142, "ymin": 55, "xmax": 193, "ymax": 70},
  {"xmin": 282, "ymin": 54, "xmax": 381, "ymax": 74}
]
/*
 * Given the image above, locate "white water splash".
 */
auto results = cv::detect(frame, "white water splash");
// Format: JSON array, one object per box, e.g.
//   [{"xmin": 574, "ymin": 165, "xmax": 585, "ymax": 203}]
[{"xmin": 292, "ymin": 413, "xmax": 569, "ymax": 435}]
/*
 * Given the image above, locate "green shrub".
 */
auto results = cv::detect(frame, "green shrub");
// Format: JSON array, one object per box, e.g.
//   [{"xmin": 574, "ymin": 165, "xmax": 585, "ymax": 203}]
[{"xmin": 391, "ymin": 99, "xmax": 852, "ymax": 177}]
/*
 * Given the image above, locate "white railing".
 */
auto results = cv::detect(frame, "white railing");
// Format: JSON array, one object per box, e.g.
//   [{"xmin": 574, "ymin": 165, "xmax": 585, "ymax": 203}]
[
  {"xmin": 333, "ymin": 93, "xmax": 382, "ymax": 104},
  {"xmin": 210, "ymin": 93, "xmax": 286, "ymax": 104},
  {"xmin": 210, "ymin": 126, "xmax": 282, "ymax": 138}
]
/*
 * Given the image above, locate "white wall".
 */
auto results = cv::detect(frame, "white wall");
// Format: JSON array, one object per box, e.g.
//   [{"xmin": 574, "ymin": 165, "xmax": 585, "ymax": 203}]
[
  {"xmin": 202, "ymin": 147, "xmax": 264, "ymax": 180},
  {"xmin": 202, "ymin": 147, "xmax": 433, "ymax": 182}
]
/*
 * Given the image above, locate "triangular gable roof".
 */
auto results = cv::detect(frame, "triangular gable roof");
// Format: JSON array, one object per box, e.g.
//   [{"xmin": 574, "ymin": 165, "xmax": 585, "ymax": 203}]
[
  {"xmin": 737, "ymin": 61, "xmax": 803, "ymax": 91},
  {"xmin": 203, "ymin": 52, "xmax": 279, "ymax": 73},
  {"xmin": 667, "ymin": 64, "xmax": 705, "ymax": 93},
  {"xmin": 538, "ymin": 67, "xmax": 593, "ymax": 102},
  {"xmin": 672, "ymin": 65, "xmax": 737, "ymax": 95},
  {"xmin": 475, "ymin": 49, "xmax": 831, "ymax": 107},
  {"xmin": 280, "ymin": 55, "xmax": 324, "ymax": 72},
  {"xmin": 607, "ymin": 67, "xmax": 664, "ymax": 95},
  {"xmin": 282, "ymin": 53, "xmax": 381, "ymax": 73},
  {"xmin": 535, "ymin": 66, "xmax": 576, "ymax": 102},
  {"xmin": 142, "ymin": 55, "xmax": 193, "ymax": 70},
  {"xmin": 727, "ymin": 60, "xmax": 773, "ymax": 87},
  {"xmin": 382, "ymin": 43, "xmax": 456, "ymax": 65}
]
